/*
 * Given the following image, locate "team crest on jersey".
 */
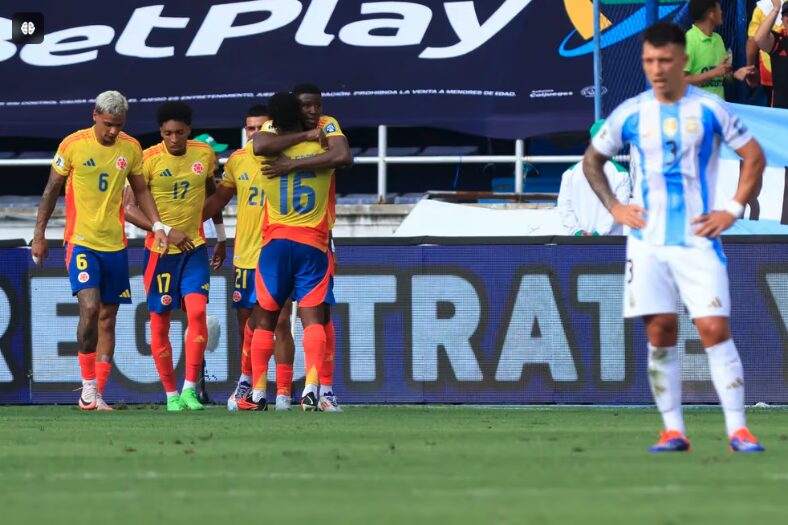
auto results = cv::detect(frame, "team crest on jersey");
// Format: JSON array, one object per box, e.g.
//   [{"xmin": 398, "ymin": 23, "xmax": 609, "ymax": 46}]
[
  {"xmin": 78, "ymin": 271, "xmax": 90, "ymax": 283},
  {"xmin": 684, "ymin": 117, "xmax": 700, "ymax": 135},
  {"xmin": 192, "ymin": 162, "xmax": 204, "ymax": 175},
  {"xmin": 232, "ymin": 290, "xmax": 242, "ymax": 302},
  {"xmin": 161, "ymin": 294, "xmax": 172, "ymax": 306},
  {"xmin": 116, "ymin": 156, "xmax": 128, "ymax": 170},
  {"xmin": 662, "ymin": 118, "xmax": 678, "ymax": 138}
]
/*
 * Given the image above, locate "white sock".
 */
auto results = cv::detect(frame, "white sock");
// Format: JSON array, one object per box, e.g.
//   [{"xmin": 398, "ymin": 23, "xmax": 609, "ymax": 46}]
[
  {"xmin": 302, "ymin": 384, "xmax": 318, "ymax": 398},
  {"xmin": 82, "ymin": 379, "xmax": 97, "ymax": 388},
  {"xmin": 166, "ymin": 391, "xmax": 179, "ymax": 399},
  {"xmin": 647, "ymin": 344, "xmax": 685, "ymax": 434},
  {"xmin": 319, "ymin": 384, "xmax": 333, "ymax": 397},
  {"xmin": 705, "ymin": 339, "xmax": 747, "ymax": 436},
  {"xmin": 252, "ymin": 389, "xmax": 266, "ymax": 403},
  {"xmin": 183, "ymin": 380, "xmax": 197, "ymax": 391},
  {"xmin": 239, "ymin": 374, "xmax": 252, "ymax": 385}
]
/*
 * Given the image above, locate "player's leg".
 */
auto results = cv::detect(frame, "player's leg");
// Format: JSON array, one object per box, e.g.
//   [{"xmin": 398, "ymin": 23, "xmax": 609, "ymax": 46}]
[
  {"xmin": 94, "ymin": 303, "xmax": 119, "ymax": 411},
  {"xmin": 292, "ymin": 243, "xmax": 333, "ymax": 412},
  {"xmin": 143, "ymin": 248, "xmax": 184, "ymax": 411},
  {"xmin": 240, "ymin": 240, "xmax": 293, "ymax": 410},
  {"xmin": 228, "ymin": 265, "xmax": 256, "ymax": 410},
  {"xmin": 624, "ymin": 238, "xmax": 688, "ymax": 451},
  {"xmin": 274, "ymin": 299, "xmax": 295, "ymax": 411},
  {"xmin": 92, "ymin": 247, "xmax": 132, "ymax": 410},
  {"xmin": 674, "ymin": 244, "xmax": 763, "ymax": 452},
  {"xmin": 179, "ymin": 246, "xmax": 211, "ymax": 411},
  {"xmin": 318, "ymin": 250, "xmax": 340, "ymax": 411}
]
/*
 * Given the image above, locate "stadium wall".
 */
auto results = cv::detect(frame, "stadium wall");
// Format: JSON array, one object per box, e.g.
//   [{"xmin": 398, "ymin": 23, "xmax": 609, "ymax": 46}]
[{"xmin": 2, "ymin": 237, "xmax": 787, "ymax": 404}]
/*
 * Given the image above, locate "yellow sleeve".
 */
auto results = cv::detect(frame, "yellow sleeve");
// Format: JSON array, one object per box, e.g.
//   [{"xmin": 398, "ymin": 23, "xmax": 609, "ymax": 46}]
[
  {"xmin": 220, "ymin": 157, "xmax": 237, "ymax": 189},
  {"xmin": 748, "ymin": 9, "xmax": 763, "ymax": 37},
  {"xmin": 142, "ymin": 153, "xmax": 155, "ymax": 184},
  {"xmin": 260, "ymin": 120, "xmax": 278, "ymax": 134},
  {"xmin": 52, "ymin": 139, "xmax": 73, "ymax": 176},
  {"xmin": 321, "ymin": 116, "xmax": 344, "ymax": 138},
  {"xmin": 129, "ymin": 144, "xmax": 143, "ymax": 178}
]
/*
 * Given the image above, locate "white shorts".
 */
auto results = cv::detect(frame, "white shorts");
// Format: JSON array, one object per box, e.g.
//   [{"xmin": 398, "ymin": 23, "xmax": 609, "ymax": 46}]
[{"xmin": 623, "ymin": 236, "xmax": 730, "ymax": 319}]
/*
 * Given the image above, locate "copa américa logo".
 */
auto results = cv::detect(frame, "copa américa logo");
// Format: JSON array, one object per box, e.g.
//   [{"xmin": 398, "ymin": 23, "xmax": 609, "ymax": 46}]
[{"xmin": 559, "ymin": 0, "xmax": 684, "ymax": 57}]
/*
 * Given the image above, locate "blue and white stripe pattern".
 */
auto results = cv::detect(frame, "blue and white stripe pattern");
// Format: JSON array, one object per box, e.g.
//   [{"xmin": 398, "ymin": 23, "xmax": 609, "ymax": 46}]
[{"xmin": 592, "ymin": 85, "xmax": 752, "ymax": 248}]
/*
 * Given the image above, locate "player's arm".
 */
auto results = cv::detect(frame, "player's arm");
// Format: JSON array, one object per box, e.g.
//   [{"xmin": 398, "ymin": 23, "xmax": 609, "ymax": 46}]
[
  {"xmin": 125, "ymin": 175, "xmax": 186, "ymax": 252},
  {"xmin": 205, "ymin": 175, "xmax": 226, "ymax": 269},
  {"xmin": 692, "ymin": 139, "xmax": 765, "ymax": 237},
  {"xmin": 253, "ymin": 127, "xmax": 324, "ymax": 156},
  {"xmin": 686, "ymin": 64, "xmax": 731, "ymax": 86},
  {"xmin": 262, "ymin": 135, "xmax": 352, "ymax": 178},
  {"xmin": 582, "ymin": 145, "xmax": 646, "ymax": 230},
  {"xmin": 202, "ymin": 184, "xmax": 235, "ymax": 221},
  {"xmin": 31, "ymin": 167, "xmax": 67, "ymax": 265},
  {"xmin": 754, "ymin": 3, "xmax": 779, "ymax": 53}
]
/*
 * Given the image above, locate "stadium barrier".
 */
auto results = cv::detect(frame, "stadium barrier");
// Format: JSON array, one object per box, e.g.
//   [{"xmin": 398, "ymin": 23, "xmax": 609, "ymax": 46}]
[{"xmin": 2, "ymin": 236, "xmax": 788, "ymax": 405}]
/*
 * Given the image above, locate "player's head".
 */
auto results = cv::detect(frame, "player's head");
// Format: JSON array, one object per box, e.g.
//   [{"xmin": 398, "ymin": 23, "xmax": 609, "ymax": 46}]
[
  {"xmin": 268, "ymin": 92, "xmax": 303, "ymax": 134},
  {"xmin": 641, "ymin": 23, "xmax": 688, "ymax": 99},
  {"xmin": 688, "ymin": 0, "xmax": 721, "ymax": 25},
  {"xmin": 292, "ymin": 83, "xmax": 322, "ymax": 129},
  {"xmin": 157, "ymin": 102, "xmax": 192, "ymax": 155},
  {"xmin": 92, "ymin": 91, "xmax": 128, "ymax": 146},
  {"xmin": 245, "ymin": 104, "xmax": 269, "ymax": 141}
]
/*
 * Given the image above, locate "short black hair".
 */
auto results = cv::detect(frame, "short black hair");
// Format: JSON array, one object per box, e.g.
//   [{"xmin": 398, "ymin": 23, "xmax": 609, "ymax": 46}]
[
  {"xmin": 157, "ymin": 101, "xmax": 192, "ymax": 126},
  {"xmin": 268, "ymin": 92, "xmax": 302, "ymax": 132},
  {"xmin": 642, "ymin": 22, "xmax": 686, "ymax": 48},
  {"xmin": 246, "ymin": 104, "xmax": 268, "ymax": 118},
  {"xmin": 688, "ymin": 0, "xmax": 718, "ymax": 22},
  {"xmin": 291, "ymin": 83, "xmax": 321, "ymax": 96}
]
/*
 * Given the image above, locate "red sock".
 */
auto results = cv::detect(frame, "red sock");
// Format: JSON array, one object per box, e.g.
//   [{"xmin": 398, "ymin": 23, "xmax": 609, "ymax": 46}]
[
  {"xmin": 78, "ymin": 352, "xmax": 96, "ymax": 381},
  {"xmin": 150, "ymin": 312, "xmax": 177, "ymax": 393},
  {"xmin": 95, "ymin": 361, "xmax": 111, "ymax": 394},
  {"xmin": 241, "ymin": 322, "xmax": 253, "ymax": 377},
  {"xmin": 251, "ymin": 329, "xmax": 275, "ymax": 391},
  {"xmin": 319, "ymin": 320, "xmax": 336, "ymax": 386},
  {"xmin": 303, "ymin": 324, "xmax": 327, "ymax": 388},
  {"xmin": 276, "ymin": 364, "xmax": 293, "ymax": 396},
  {"xmin": 183, "ymin": 294, "xmax": 208, "ymax": 384}
]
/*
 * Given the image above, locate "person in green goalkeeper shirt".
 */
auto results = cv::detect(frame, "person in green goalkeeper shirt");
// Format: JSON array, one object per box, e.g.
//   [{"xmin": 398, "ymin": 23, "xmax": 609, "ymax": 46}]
[{"xmin": 685, "ymin": 0, "xmax": 754, "ymax": 99}]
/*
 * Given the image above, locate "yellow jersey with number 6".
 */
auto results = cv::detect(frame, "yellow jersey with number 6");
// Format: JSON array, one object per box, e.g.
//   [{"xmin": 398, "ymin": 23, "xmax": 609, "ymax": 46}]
[{"xmin": 53, "ymin": 127, "xmax": 143, "ymax": 252}]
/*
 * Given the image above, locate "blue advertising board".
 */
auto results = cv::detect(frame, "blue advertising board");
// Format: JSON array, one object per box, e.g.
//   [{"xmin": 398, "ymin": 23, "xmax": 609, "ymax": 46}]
[
  {"xmin": 0, "ymin": 1, "xmax": 684, "ymax": 139},
  {"xmin": 2, "ymin": 238, "xmax": 787, "ymax": 405}
]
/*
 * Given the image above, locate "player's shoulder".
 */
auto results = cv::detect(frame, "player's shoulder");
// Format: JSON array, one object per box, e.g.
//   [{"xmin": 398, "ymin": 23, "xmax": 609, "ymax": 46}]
[
  {"xmin": 187, "ymin": 140, "xmax": 216, "ymax": 158},
  {"xmin": 225, "ymin": 147, "xmax": 248, "ymax": 167},
  {"xmin": 261, "ymin": 120, "xmax": 277, "ymax": 134},
  {"xmin": 319, "ymin": 115, "xmax": 342, "ymax": 134},
  {"xmin": 685, "ymin": 85, "xmax": 732, "ymax": 115},
  {"xmin": 117, "ymin": 132, "xmax": 142, "ymax": 152},
  {"xmin": 609, "ymin": 93, "xmax": 647, "ymax": 122},
  {"xmin": 143, "ymin": 143, "xmax": 166, "ymax": 161},
  {"xmin": 59, "ymin": 128, "xmax": 92, "ymax": 151}
]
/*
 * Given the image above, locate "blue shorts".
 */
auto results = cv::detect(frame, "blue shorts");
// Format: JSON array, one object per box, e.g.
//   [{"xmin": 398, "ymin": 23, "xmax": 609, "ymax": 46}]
[
  {"xmin": 255, "ymin": 239, "xmax": 335, "ymax": 311},
  {"xmin": 66, "ymin": 244, "xmax": 131, "ymax": 304},
  {"xmin": 143, "ymin": 245, "xmax": 210, "ymax": 313},
  {"xmin": 232, "ymin": 267, "xmax": 257, "ymax": 310}
]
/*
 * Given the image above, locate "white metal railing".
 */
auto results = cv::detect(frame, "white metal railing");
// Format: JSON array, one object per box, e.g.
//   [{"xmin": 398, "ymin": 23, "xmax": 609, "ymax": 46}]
[{"xmin": 0, "ymin": 125, "xmax": 626, "ymax": 203}]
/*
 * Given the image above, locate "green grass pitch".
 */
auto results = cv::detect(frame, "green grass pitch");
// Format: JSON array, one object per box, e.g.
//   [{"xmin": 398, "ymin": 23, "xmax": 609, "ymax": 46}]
[{"xmin": 1, "ymin": 405, "xmax": 786, "ymax": 524}]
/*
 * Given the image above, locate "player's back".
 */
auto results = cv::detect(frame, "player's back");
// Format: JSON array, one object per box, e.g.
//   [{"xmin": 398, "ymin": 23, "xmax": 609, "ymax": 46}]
[
  {"xmin": 222, "ymin": 142, "xmax": 265, "ymax": 269},
  {"xmin": 260, "ymin": 140, "xmax": 333, "ymax": 251},
  {"xmin": 54, "ymin": 128, "xmax": 142, "ymax": 251},
  {"xmin": 594, "ymin": 86, "xmax": 751, "ymax": 247}
]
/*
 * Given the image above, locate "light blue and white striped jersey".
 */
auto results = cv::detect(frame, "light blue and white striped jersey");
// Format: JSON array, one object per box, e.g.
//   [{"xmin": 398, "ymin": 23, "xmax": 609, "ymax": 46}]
[{"xmin": 592, "ymin": 85, "xmax": 752, "ymax": 247}]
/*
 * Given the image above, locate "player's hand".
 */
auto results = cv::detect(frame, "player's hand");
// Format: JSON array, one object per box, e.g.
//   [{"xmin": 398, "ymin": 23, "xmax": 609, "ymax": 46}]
[
  {"xmin": 610, "ymin": 202, "xmax": 647, "ymax": 230},
  {"xmin": 713, "ymin": 63, "xmax": 733, "ymax": 77},
  {"xmin": 211, "ymin": 240, "xmax": 226, "ymax": 270},
  {"xmin": 734, "ymin": 65, "xmax": 755, "ymax": 81},
  {"xmin": 168, "ymin": 229, "xmax": 193, "ymax": 252},
  {"xmin": 31, "ymin": 236, "xmax": 48, "ymax": 266},
  {"xmin": 261, "ymin": 156, "xmax": 294, "ymax": 179},
  {"xmin": 154, "ymin": 229, "xmax": 170, "ymax": 255},
  {"xmin": 773, "ymin": 0, "xmax": 782, "ymax": 11},
  {"xmin": 692, "ymin": 211, "xmax": 736, "ymax": 238},
  {"xmin": 745, "ymin": 69, "xmax": 760, "ymax": 87},
  {"xmin": 305, "ymin": 128, "xmax": 327, "ymax": 148}
]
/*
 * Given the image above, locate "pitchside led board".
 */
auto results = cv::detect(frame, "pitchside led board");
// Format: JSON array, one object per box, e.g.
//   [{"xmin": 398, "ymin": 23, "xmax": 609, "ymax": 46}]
[
  {"xmin": 0, "ymin": 0, "xmax": 684, "ymax": 139},
  {"xmin": 2, "ymin": 239, "xmax": 788, "ymax": 405}
]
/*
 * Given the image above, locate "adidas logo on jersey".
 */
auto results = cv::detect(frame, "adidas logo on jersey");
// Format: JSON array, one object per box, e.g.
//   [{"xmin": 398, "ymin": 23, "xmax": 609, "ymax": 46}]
[
  {"xmin": 239, "ymin": 172, "xmax": 249, "ymax": 181},
  {"xmin": 160, "ymin": 169, "xmax": 173, "ymax": 177},
  {"xmin": 82, "ymin": 158, "xmax": 96, "ymax": 167},
  {"xmin": 708, "ymin": 297, "xmax": 722, "ymax": 309},
  {"xmin": 118, "ymin": 289, "xmax": 131, "ymax": 299}
]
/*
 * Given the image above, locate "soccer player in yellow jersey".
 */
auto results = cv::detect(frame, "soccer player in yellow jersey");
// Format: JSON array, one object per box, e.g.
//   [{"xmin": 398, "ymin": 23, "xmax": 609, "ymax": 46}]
[
  {"xmin": 124, "ymin": 102, "xmax": 225, "ymax": 411},
  {"xmin": 254, "ymin": 83, "xmax": 352, "ymax": 412},
  {"xmin": 32, "ymin": 91, "xmax": 168, "ymax": 411},
  {"xmin": 202, "ymin": 104, "xmax": 296, "ymax": 412}
]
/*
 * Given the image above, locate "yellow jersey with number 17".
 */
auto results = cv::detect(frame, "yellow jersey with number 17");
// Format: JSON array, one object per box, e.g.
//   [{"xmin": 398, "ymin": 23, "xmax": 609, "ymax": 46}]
[
  {"xmin": 52, "ymin": 127, "xmax": 143, "ymax": 252},
  {"xmin": 261, "ymin": 140, "xmax": 333, "ymax": 252},
  {"xmin": 220, "ymin": 141, "xmax": 265, "ymax": 269},
  {"xmin": 142, "ymin": 140, "xmax": 216, "ymax": 254}
]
